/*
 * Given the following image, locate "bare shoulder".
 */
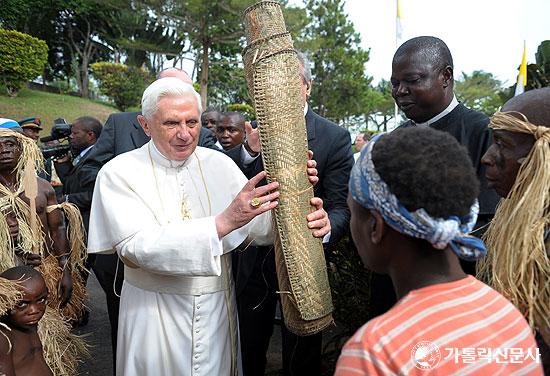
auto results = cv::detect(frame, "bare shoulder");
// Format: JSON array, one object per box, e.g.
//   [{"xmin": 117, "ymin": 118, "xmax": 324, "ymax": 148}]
[
  {"xmin": 36, "ymin": 177, "xmax": 55, "ymax": 197},
  {"xmin": 0, "ymin": 327, "xmax": 15, "ymax": 376},
  {"xmin": 0, "ymin": 327, "xmax": 13, "ymax": 355}
]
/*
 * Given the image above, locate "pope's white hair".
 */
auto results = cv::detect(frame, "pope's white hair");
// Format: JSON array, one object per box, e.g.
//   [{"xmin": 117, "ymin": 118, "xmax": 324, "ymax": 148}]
[{"xmin": 141, "ymin": 77, "xmax": 202, "ymax": 119}]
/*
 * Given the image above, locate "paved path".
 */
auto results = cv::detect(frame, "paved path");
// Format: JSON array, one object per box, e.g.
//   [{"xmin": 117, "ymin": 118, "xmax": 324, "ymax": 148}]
[{"xmin": 75, "ymin": 274, "xmax": 113, "ymax": 375}]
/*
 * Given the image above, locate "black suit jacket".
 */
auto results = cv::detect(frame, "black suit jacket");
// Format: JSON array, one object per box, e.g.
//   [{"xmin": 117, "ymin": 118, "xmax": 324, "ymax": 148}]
[
  {"xmin": 399, "ymin": 103, "xmax": 499, "ymax": 218},
  {"xmin": 233, "ymin": 107, "xmax": 354, "ymax": 294},
  {"xmin": 55, "ymin": 148, "xmax": 96, "ymax": 231}
]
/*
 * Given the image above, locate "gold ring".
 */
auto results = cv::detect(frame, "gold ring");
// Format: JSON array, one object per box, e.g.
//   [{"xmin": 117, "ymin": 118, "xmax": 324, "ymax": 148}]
[{"xmin": 250, "ymin": 197, "xmax": 262, "ymax": 208}]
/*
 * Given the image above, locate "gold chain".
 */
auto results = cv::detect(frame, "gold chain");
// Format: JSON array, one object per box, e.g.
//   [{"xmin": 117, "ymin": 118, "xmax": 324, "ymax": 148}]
[{"xmin": 190, "ymin": 152, "xmax": 212, "ymax": 216}]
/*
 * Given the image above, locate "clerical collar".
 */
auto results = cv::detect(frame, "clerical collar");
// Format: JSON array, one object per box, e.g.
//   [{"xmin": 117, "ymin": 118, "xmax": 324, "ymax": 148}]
[
  {"xmin": 149, "ymin": 140, "xmax": 190, "ymax": 169},
  {"xmin": 414, "ymin": 95, "xmax": 459, "ymax": 127}
]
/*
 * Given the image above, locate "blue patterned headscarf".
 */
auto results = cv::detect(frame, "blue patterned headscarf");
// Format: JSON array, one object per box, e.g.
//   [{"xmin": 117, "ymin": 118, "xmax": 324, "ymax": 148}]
[{"xmin": 350, "ymin": 133, "xmax": 487, "ymax": 261}]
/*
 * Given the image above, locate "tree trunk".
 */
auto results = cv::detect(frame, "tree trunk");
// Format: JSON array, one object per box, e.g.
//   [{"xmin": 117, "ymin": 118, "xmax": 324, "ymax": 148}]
[
  {"xmin": 80, "ymin": 55, "xmax": 89, "ymax": 98},
  {"xmin": 200, "ymin": 42, "xmax": 210, "ymax": 110},
  {"xmin": 74, "ymin": 59, "xmax": 82, "ymax": 94},
  {"xmin": 66, "ymin": 16, "xmax": 95, "ymax": 98}
]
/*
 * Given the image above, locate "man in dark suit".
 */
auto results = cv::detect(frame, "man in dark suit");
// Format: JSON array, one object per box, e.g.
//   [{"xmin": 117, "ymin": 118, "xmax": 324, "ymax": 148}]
[
  {"xmin": 54, "ymin": 116, "xmax": 102, "ymax": 326},
  {"xmin": 55, "ymin": 116, "xmax": 102, "ymax": 231},
  {"xmin": 234, "ymin": 52, "xmax": 354, "ymax": 376},
  {"xmin": 391, "ymin": 36, "xmax": 498, "ymax": 228},
  {"xmin": 363, "ymin": 36, "xmax": 503, "ymax": 319}
]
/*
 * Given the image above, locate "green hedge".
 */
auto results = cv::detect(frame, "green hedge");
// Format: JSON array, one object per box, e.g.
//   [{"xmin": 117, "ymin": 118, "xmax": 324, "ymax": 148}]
[
  {"xmin": 91, "ymin": 62, "xmax": 152, "ymax": 111},
  {"xmin": 0, "ymin": 29, "xmax": 48, "ymax": 97},
  {"xmin": 226, "ymin": 103, "xmax": 255, "ymax": 119}
]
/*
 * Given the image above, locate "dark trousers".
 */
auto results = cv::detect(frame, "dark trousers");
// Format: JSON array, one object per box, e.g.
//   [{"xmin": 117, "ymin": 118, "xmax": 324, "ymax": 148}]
[
  {"xmin": 236, "ymin": 247, "xmax": 322, "ymax": 376},
  {"xmin": 91, "ymin": 254, "xmax": 124, "ymax": 375}
]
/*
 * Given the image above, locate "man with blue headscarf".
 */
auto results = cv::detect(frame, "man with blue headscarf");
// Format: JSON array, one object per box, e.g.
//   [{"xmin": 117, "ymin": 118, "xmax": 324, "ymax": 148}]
[{"xmin": 335, "ymin": 127, "xmax": 542, "ymax": 375}]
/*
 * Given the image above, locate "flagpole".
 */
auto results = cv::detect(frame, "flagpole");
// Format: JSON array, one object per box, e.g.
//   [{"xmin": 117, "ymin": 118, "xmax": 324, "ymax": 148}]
[{"xmin": 394, "ymin": 0, "xmax": 401, "ymax": 130}]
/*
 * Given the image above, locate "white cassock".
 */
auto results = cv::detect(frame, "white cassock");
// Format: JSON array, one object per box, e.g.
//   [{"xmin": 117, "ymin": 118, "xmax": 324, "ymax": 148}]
[{"xmin": 87, "ymin": 141, "xmax": 273, "ymax": 376}]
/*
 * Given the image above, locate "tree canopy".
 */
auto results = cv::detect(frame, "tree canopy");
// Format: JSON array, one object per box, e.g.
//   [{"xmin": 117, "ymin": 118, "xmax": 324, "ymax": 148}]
[
  {"xmin": 1, "ymin": 0, "xmax": 516, "ymax": 125},
  {"xmin": 300, "ymin": 0, "xmax": 371, "ymax": 125},
  {"xmin": 455, "ymin": 70, "xmax": 504, "ymax": 116}
]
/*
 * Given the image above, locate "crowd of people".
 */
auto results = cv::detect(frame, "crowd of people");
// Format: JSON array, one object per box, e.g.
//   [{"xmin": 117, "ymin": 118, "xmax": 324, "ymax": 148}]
[{"xmin": 0, "ymin": 35, "xmax": 547, "ymax": 375}]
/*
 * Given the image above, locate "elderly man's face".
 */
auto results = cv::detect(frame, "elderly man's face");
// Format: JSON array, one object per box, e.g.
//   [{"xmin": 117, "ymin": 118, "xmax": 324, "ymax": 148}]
[
  {"xmin": 391, "ymin": 51, "xmax": 450, "ymax": 123},
  {"xmin": 481, "ymin": 129, "xmax": 534, "ymax": 198},
  {"xmin": 140, "ymin": 95, "xmax": 201, "ymax": 161}
]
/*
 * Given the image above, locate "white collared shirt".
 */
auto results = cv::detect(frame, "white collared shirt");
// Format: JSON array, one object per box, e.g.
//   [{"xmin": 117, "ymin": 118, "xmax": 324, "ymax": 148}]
[
  {"xmin": 414, "ymin": 95, "xmax": 459, "ymax": 127},
  {"xmin": 72, "ymin": 144, "xmax": 94, "ymax": 165}
]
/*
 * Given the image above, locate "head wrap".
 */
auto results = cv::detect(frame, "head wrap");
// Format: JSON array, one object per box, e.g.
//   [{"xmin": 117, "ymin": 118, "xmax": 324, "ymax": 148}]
[
  {"xmin": 477, "ymin": 111, "xmax": 550, "ymax": 331},
  {"xmin": 350, "ymin": 133, "xmax": 487, "ymax": 261},
  {"xmin": 0, "ymin": 118, "xmax": 22, "ymax": 130}
]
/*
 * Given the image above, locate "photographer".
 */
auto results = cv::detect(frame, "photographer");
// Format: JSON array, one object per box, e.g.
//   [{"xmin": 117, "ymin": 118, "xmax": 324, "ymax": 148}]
[{"xmin": 54, "ymin": 116, "xmax": 102, "ymax": 232}]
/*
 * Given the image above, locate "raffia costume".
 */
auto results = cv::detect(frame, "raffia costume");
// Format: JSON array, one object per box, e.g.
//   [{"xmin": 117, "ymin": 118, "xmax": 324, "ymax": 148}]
[
  {"xmin": 477, "ymin": 111, "xmax": 550, "ymax": 352},
  {"xmin": 0, "ymin": 129, "xmax": 88, "ymax": 374}
]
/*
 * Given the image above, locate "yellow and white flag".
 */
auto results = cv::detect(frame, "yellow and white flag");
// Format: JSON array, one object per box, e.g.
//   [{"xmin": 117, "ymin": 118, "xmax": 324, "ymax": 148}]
[{"xmin": 514, "ymin": 42, "xmax": 527, "ymax": 96}]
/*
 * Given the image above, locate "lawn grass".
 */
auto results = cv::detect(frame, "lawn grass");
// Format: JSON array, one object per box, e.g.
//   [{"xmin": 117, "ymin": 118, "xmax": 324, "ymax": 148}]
[{"xmin": 0, "ymin": 88, "xmax": 118, "ymax": 134}]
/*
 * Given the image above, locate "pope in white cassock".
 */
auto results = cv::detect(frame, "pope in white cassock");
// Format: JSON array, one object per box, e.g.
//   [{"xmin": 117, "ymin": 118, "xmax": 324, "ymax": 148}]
[{"xmin": 87, "ymin": 77, "xmax": 330, "ymax": 376}]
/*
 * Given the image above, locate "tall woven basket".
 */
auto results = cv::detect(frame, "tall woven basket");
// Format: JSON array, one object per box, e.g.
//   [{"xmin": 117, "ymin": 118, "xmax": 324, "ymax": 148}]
[{"xmin": 243, "ymin": 1, "xmax": 333, "ymax": 336}]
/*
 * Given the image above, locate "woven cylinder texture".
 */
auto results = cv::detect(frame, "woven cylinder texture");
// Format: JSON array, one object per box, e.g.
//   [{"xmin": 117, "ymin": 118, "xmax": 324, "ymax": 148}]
[{"xmin": 243, "ymin": 1, "xmax": 333, "ymax": 335}]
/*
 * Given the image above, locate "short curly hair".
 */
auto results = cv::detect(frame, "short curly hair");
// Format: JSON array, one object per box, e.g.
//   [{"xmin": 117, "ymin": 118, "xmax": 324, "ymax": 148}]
[
  {"xmin": 372, "ymin": 127, "xmax": 479, "ymax": 218},
  {"xmin": 394, "ymin": 36, "xmax": 454, "ymax": 72}
]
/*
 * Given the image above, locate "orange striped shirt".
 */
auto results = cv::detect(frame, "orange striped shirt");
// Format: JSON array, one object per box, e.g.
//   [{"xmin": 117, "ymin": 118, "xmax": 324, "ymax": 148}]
[{"xmin": 335, "ymin": 276, "xmax": 543, "ymax": 375}]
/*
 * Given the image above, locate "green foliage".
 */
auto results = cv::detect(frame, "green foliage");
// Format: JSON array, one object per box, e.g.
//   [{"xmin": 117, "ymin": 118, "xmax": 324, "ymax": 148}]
[
  {"xmin": 536, "ymin": 40, "xmax": 550, "ymax": 76},
  {"xmin": 91, "ymin": 62, "xmax": 152, "ymax": 111},
  {"xmin": 226, "ymin": 103, "xmax": 255, "ymax": 119},
  {"xmin": 193, "ymin": 82, "xmax": 201, "ymax": 93},
  {"xmin": 0, "ymin": 29, "xmax": 48, "ymax": 97},
  {"xmin": 143, "ymin": 0, "xmax": 253, "ymax": 107},
  {"xmin": 526, "ymin": 40, "xmax": 550, "ymax": 90},
  {"xmin": 504, "ymin": 40, "xmax": 550, "ymax": 97},
  {"xmin": 301, "ymin": 0, "xmax": 371, "ymax": 124},
  {"xmin": 143, "ymin": 0, "xmax": 307, "ymax": 107},
  {"xmin": 323, "ymin": 237, "xmax": 372, "ymax": 372},
  {"xmin": 455, "ymin": 70, "xmax": 504, "ymax": 116},
  {"xmin": 363, "ymin": 80, "xmax": 396, "ymax": 131},
  {"xmin": 208, "ymin": 61, "xmax": 250, "ymax": 108}
]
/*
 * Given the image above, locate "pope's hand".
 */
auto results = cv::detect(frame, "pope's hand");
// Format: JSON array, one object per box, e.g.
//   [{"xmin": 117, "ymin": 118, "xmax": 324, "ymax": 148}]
[
  {"xmin": 307, "ymin": 197, "xmax": 330, "ymax": 238},
  {"xmin": 216, "ymin": 171, "xmax": 279, "ymax": 238}
]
